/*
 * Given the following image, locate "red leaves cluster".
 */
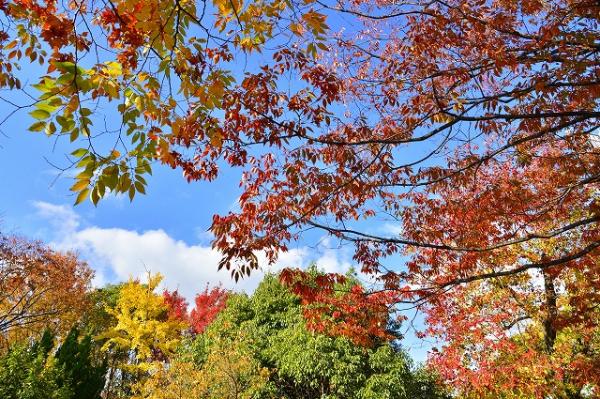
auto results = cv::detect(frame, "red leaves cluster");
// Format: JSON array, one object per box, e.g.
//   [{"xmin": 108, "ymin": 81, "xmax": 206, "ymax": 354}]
[
  {"xmin": 189, "ymin": 285, "xmax": 228, "ymax": 334},
  {"xmin": 98, "ymin": 5, "xmax": 145, "ymax": 68},
  {"xmin": 13, "ymin": 0, "xmax": 72, "ymax": 49},
  {"xmin": 162, "ymin": 289, "xmax": 189, "ymax": 322},
  {"xmin": 280, "ymin": 269, "xmax": 399, "ymax": 347},
  {"xmin": 400, "ymin": 142, "xmax": 600, "ymax": 396},
  {"xmin": 162, "ymin": 285, "xmax": 229, "ymax": 334}
]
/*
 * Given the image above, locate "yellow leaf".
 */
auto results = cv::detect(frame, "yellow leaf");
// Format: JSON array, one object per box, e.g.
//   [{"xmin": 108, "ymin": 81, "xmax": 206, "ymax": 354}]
[
  {"xmin": 74, "ymin": 188, "xmax": 89, "ymax": 205},
  {"xmin": 289, "ymin": 22, "xmax": 305, "ymax": 36},
  {"xmin": 70, "ymin": 179, "xmax": 89, "ymax": 192}
]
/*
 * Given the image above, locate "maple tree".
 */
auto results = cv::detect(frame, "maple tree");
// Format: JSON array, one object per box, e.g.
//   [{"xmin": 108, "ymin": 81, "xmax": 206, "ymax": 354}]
[
  {"xmin": 402, "ymin": 149, "xmax": 600, "ymax": 397},
  {"xmin": 0, "ymin": 0, "xmax": 596, "ymax": 286},
  {"xmin": 189, "ymin": 284, "xmax": 229, "ymax": 334},
  {"xmin": 162, "ymin": 288, "xmax": 189, "ymax": 323},
  {"xmin": 0, "ymin": 233, "xmax": 93, "ymax": 346},
  {"xmin": 163, "ymin": 285, "xmax": 230, "ymax": 334}
]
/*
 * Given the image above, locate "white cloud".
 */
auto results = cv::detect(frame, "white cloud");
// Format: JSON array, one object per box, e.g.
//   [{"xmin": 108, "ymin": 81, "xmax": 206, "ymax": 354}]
[
  {"xmin": 32, "ymin": 201, "xmax": 349, "ymax": 303},
  {"xmin": 68, "ymin": 227, "xmax": 310, "ymax": 301},
  {"xmin": 308, "ymin": 236, "xmax": 353, "ymax": 275},
  {"xmin": 32, "ymin": 201, "xmax": 80, "ymax": 234}
]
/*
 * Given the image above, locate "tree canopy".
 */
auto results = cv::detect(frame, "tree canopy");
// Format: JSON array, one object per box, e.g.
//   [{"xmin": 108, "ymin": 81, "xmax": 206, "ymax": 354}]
[
  {"xmin": 144, "ymin": 273, "xmax": 448, "ymax": 399},
  {"xmin": 0, "ymin": 230, "xmax": 447, "ymax": 398},
  {"xmin": 0, "ymin": 233, "xmax": 93, "ymax": 346},
  {"xmin": 0, "ymin": 328, "xmax": 106, "ymax": 399}
]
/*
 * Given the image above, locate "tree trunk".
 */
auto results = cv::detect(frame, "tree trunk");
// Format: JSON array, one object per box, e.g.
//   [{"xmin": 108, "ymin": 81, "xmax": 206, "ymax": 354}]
[{"xmin": 542, "ymin": 268, "xmax": 558, "ymax": 353}]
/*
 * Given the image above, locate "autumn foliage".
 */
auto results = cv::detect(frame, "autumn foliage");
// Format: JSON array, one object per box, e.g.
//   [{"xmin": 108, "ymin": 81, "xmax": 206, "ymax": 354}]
[
  {"xmin": 280, "ymin": 268, "xmax": 399, "ymax": 346},
  {"xmin": 1, "ymin": 0, "xmax": 600, "ymax": 396},
  {"xmin": 189, "ymin": 285, "xmax": 229, "ymax": 334},
  {"xmin": 162, "ymin": 284, "xmax": 229, "ymax": 334},
  {"xmin": 0, "ymin": 233, "xmax": 93, "ymax": 346},
  {"xmin": 162, "ymin": 289, "xmax": 189, "ymax": 322}
]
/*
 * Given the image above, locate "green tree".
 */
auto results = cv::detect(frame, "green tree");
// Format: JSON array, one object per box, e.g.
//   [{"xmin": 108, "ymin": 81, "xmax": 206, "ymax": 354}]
[
  {"xmin": 82, "ymin": 284, "xmax": 124, "ymax": 337},
  {"xmin": 0, "ymin": 330, "xmax": 70, "ymax": 399},
  {"xmin": 194, "ymin": 274, "xmax": 447, "ymax": 399},
  {"xmin": 0, "ymin": 328, "xmax": 105, "ymax": 399},
  {"xmin": 55, "ymin": 327, "xmax": 107, "ymax": 399}
]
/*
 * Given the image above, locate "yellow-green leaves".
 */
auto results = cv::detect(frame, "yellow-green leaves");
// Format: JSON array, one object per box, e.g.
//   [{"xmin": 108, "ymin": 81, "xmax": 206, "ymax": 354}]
[
  {"xmin": 74, "ymin": 188, "xmax": 90, "ymax": 205},
  {"xmin": 69, "ymin": 154, "xmax": 152, "ymax": 206},
  {"xmin": 27, "ymin": 91, "xmax": 62, "ymax": 133},
  {"xmin": 29, "ymin": 109, "xmax": 50, "ymax": 120},
  {"xmin": 27, "ymin": 121, "xmax": 47, "ymax": 132},
  {"xmin": 26, "ymin": 60, "xmax": 155, "ymax": 208},
  {"xmin": 300, "ymin": 10, "xmax": 329, "ymax": 58}
]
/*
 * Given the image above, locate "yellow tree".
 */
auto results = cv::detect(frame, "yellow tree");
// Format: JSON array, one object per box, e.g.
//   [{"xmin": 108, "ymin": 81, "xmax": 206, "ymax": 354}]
[
  {"xmin": 97, "ymin": 273, "xmax": 186, "ymax": 395},
  {"xmin": 196, "ymin": 331, "xmax": 270, "ymax": 399}
]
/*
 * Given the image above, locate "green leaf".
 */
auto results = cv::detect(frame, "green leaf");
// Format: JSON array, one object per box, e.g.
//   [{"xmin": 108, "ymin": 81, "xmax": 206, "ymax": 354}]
[
  {"xmin": 128, "ymin": 186, "xmax": 135, "ymax": 201},
  {"xmin": 76, "ymin": 168, "xmax": 94, "ymax": 180},
  {"xmin": 134, "ymin": 181, "xmax": 146, "ymax": 194},
  {"xmin": 47, "ymin": 97, "xmax": 63, "ymax": 107},
  {"xmin": 56, "ymin": 115, "xmax": 68, "ymax": 127},
  {"xmin": 135, "ymin": 174, "xmax": 147, "ymax": 185},
  {"xmin": 56, "ymin": 115, "xmax": 76, "ymax": 132},
  {"xmin": 71, "ymin": 148, "xmax": 88, "ymax": 158},
  {"xmin": 29, "ymin": 109, "xmax": 51, "ymax": 120},
  {"xmin": 97, "ymin": 181, "xmax": 106, "ymax": 197},
  {"xmin": 91, "ymin": 187, "xmax": 100, "ymax": 206},
  {"xmin": 54, "ymin": 61, "xmax": 77, "ymax": 74},
  {"xmin": 36, "ymin": 102, "xmax": 59, "ymax": 113},
  {"xmin": 44, "ymin": 122, "xmax": 56, "ymax": 136},
  {"xmin": 104, "ymin": 166, "xmax": 119, "ymax": 189},
  {"xmin": 56, "ymin": 73, "xmax": 75, "ymax": 86}
]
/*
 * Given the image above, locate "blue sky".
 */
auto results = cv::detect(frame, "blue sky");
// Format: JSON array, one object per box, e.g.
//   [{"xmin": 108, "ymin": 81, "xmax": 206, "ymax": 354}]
[{"xmin": 0, "ymin": 109, "xmax": 356, "ymax": 290}]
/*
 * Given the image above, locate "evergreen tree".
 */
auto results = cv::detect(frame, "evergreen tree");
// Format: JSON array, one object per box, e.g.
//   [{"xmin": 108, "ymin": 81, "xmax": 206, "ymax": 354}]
[
  {"xmin": 0, "ymin": 328, "xmax": 106, "ymax": 399},
  {"xmin": 55, "ymin": 327, "xmax": 107, "ymax": 399}
]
